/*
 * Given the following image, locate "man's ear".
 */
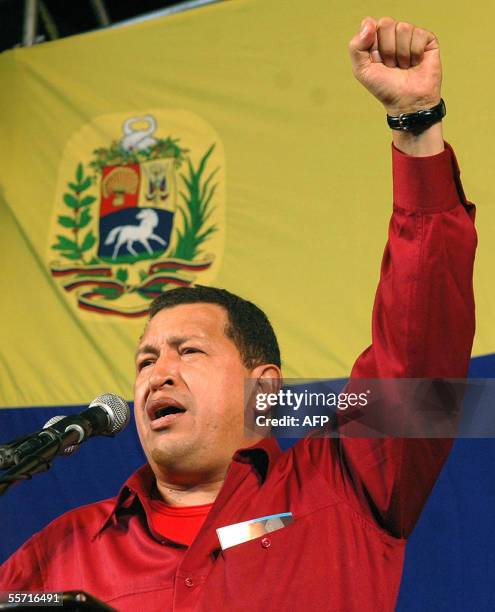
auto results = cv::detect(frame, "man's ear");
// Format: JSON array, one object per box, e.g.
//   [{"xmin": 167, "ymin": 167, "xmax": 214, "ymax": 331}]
[
  {"xmin": 250, "ymin": 363, "xmax": 283, "ymax": 398},
  {"xmin": 243, "ymin": 364, "xmax": 282, "ymax": 437}
]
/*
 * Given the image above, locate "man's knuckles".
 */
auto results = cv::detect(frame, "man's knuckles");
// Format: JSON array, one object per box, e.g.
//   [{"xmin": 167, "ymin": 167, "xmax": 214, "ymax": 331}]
[
  {"xmin": 395, "ymin": 21, "xmax": 413, "ymax": 35},
  {"xmin": 377, "ymin": 16, "xmax": 395, "ymax": 29},
  {"xmin": 350, "ymin": 17, "xmax": 439, "ymax": 76}
]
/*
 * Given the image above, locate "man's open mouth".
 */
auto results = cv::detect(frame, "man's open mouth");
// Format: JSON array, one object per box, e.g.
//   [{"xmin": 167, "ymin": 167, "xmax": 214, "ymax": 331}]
[
  {"xmin": 146, "ymin": 397, "xmax": 188, "ymax": 429},
  {"xmin": 153, "ymin": 406, "xmax": 186, "ymax": 420}
]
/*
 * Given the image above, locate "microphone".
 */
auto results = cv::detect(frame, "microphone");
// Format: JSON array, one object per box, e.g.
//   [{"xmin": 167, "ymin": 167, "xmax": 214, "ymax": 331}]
[
  {"xmin": 0, "ymin": 393, "xmax": 130, "ymax": 469},
  {"xmin": 43, "ymin": 415, "xmax": 80, "ymax": 456},
  {"xmin": 44, "ymin": 392, "xmax": 130, "ymax": 441}
]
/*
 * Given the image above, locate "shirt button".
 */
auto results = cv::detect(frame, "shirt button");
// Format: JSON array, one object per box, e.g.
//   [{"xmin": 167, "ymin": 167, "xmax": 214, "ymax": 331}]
[
  {"xmin": 185, "ymin": 577, "xmax": 194, "ymax": 587},
  {"xmin": 261, "ymin": 537, "xmax": 271, "ymax": 548}
]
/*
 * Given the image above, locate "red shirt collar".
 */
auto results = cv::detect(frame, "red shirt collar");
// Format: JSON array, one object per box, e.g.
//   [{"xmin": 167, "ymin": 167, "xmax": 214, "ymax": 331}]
[{"xmin": 94, "ymin": 437, "xmax": 281, "ymax": 538}]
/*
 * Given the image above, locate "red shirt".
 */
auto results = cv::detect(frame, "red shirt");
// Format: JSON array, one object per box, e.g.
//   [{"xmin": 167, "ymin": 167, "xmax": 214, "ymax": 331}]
[{"xmin": 0, "ymin": 144, "xmax": 476, "ymax": 611}]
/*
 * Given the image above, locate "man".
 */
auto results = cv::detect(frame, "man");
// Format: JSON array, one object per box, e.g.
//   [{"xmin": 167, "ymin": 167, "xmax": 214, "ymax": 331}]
[{"xmin": 0, "ymin": 16, "xmax": 476, "ymax": 611}]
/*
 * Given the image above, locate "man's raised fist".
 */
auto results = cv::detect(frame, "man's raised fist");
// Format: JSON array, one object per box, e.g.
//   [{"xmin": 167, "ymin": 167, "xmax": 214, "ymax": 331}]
[{"xmin": 349, "ymin": 17, "xmax": 442, "ymax": 117}]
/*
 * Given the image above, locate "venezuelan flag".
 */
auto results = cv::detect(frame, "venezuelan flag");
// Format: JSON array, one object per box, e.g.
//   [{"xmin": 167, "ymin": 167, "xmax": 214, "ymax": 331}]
[{"xmin": 0, "ymin": 1, "xmax": 494, "ymax": 608}]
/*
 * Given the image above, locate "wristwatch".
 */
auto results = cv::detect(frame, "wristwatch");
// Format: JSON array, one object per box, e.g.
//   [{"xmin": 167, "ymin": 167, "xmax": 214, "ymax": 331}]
[{"xmin": 387, "ymin": 99, "xmax": 446, "ymax": 133}]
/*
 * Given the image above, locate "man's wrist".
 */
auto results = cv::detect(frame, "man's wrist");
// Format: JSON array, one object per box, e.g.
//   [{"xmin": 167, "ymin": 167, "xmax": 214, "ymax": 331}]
[
  {"xmin": 384, "ymin": 95, "xmax": 442, "ymax": 118},
  {"xmin": 392, "ymin": 122, "xmax": 444, "ymax": 157}
]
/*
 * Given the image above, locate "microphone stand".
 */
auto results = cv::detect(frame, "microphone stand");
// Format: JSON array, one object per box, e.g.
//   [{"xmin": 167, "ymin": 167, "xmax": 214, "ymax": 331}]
[{"xmin": 0, "ymin": 429, "xmax": 82, "ymax": 496}]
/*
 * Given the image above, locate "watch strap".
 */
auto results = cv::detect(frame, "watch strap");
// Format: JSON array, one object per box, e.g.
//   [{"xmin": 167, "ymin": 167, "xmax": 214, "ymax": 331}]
[{"xmin": 387, "ymin": 99, "xmax": 446, "ymax": 132}]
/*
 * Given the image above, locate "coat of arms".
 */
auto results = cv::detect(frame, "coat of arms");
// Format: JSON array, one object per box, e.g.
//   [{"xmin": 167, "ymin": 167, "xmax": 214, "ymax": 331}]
[{"xmin": 49, "ymin": 113, "xmax": 222, "ymax": 317}]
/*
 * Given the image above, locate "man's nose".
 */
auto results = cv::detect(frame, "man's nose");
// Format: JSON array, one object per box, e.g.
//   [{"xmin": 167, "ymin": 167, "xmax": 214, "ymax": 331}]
[{"xmin": 148, "ymin": 352, "xmax": 180, "ymax": 390}]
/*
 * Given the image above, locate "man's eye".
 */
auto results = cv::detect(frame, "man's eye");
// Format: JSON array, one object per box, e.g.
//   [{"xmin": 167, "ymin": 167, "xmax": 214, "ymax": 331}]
[
  {"xmin": 138, "ymin": 359, "xmax": 154, "ymax": 370},
  {"xmin": 181, "ymin": 347, "xmax": 202, "ymax": 355}
]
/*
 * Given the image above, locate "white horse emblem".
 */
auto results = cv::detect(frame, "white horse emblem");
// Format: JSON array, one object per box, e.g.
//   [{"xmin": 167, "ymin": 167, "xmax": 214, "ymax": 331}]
[{"xmin": 105, "ymin": 209, "xmax": 167, "ymax": 259}]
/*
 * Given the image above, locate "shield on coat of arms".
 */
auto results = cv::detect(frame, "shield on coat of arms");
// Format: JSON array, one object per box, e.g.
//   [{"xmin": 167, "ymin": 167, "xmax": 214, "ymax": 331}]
[{"xmin": 97, "ymin": 157, "xmax": 177, "ymax": 264}]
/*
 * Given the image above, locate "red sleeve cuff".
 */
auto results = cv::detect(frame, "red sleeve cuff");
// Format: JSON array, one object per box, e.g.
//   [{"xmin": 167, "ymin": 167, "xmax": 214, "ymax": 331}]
[{"xmin": 392, "ymin": 141, "xmax": 467, "ymax": 212}]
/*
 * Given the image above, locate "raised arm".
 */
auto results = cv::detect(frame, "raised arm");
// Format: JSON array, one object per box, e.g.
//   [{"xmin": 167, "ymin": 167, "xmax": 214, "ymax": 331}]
[
  {"xmin": 347, "ymin": 17, "xmax": 476, "ymax": 380},
  {"xmin": 321, "ymin": 17, "xmax": 477, "ymax": 538}
]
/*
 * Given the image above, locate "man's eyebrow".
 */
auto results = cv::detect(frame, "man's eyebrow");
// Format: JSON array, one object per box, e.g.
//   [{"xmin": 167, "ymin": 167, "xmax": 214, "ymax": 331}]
[
  {"xmin": 135, "ymin": 343, "xmax": 158, "ymax": 360},
  {"xmin": 168, "ymin": 334, "xmax": 207, "ymax": 345},
  {"xmin": 135, "ymin": 335, "xmax": 208, "ymax": 358}
]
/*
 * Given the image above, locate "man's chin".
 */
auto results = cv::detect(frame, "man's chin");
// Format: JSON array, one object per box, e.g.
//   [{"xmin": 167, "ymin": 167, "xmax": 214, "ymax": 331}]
[{"xmin": 149, "ymin": 441, "xmax": 193, "ymax": 471}]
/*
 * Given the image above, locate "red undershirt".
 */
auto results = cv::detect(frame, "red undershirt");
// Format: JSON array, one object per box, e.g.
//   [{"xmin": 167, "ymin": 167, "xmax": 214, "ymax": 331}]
[{"xmin": 148, "ymin": 500, "xmax": 214, "ymax": 546}]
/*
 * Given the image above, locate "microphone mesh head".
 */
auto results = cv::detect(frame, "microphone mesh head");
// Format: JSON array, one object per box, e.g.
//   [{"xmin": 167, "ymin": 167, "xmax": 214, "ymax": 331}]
[{"xmin": 89, "ymin": 393, "xmax": 131, "ymax": 435}]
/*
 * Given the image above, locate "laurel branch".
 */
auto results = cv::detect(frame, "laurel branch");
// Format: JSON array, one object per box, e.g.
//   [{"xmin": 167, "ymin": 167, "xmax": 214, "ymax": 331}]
[{"xmin": 51, "ymin": 163, "xmax": 97, "ymax": 265}]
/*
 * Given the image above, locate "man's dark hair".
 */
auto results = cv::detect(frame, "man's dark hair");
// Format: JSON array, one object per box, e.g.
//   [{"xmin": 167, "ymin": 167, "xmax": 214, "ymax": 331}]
[{"xmin": 149, "ymin": 285, "xmax": 281, "ymax": 368}]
